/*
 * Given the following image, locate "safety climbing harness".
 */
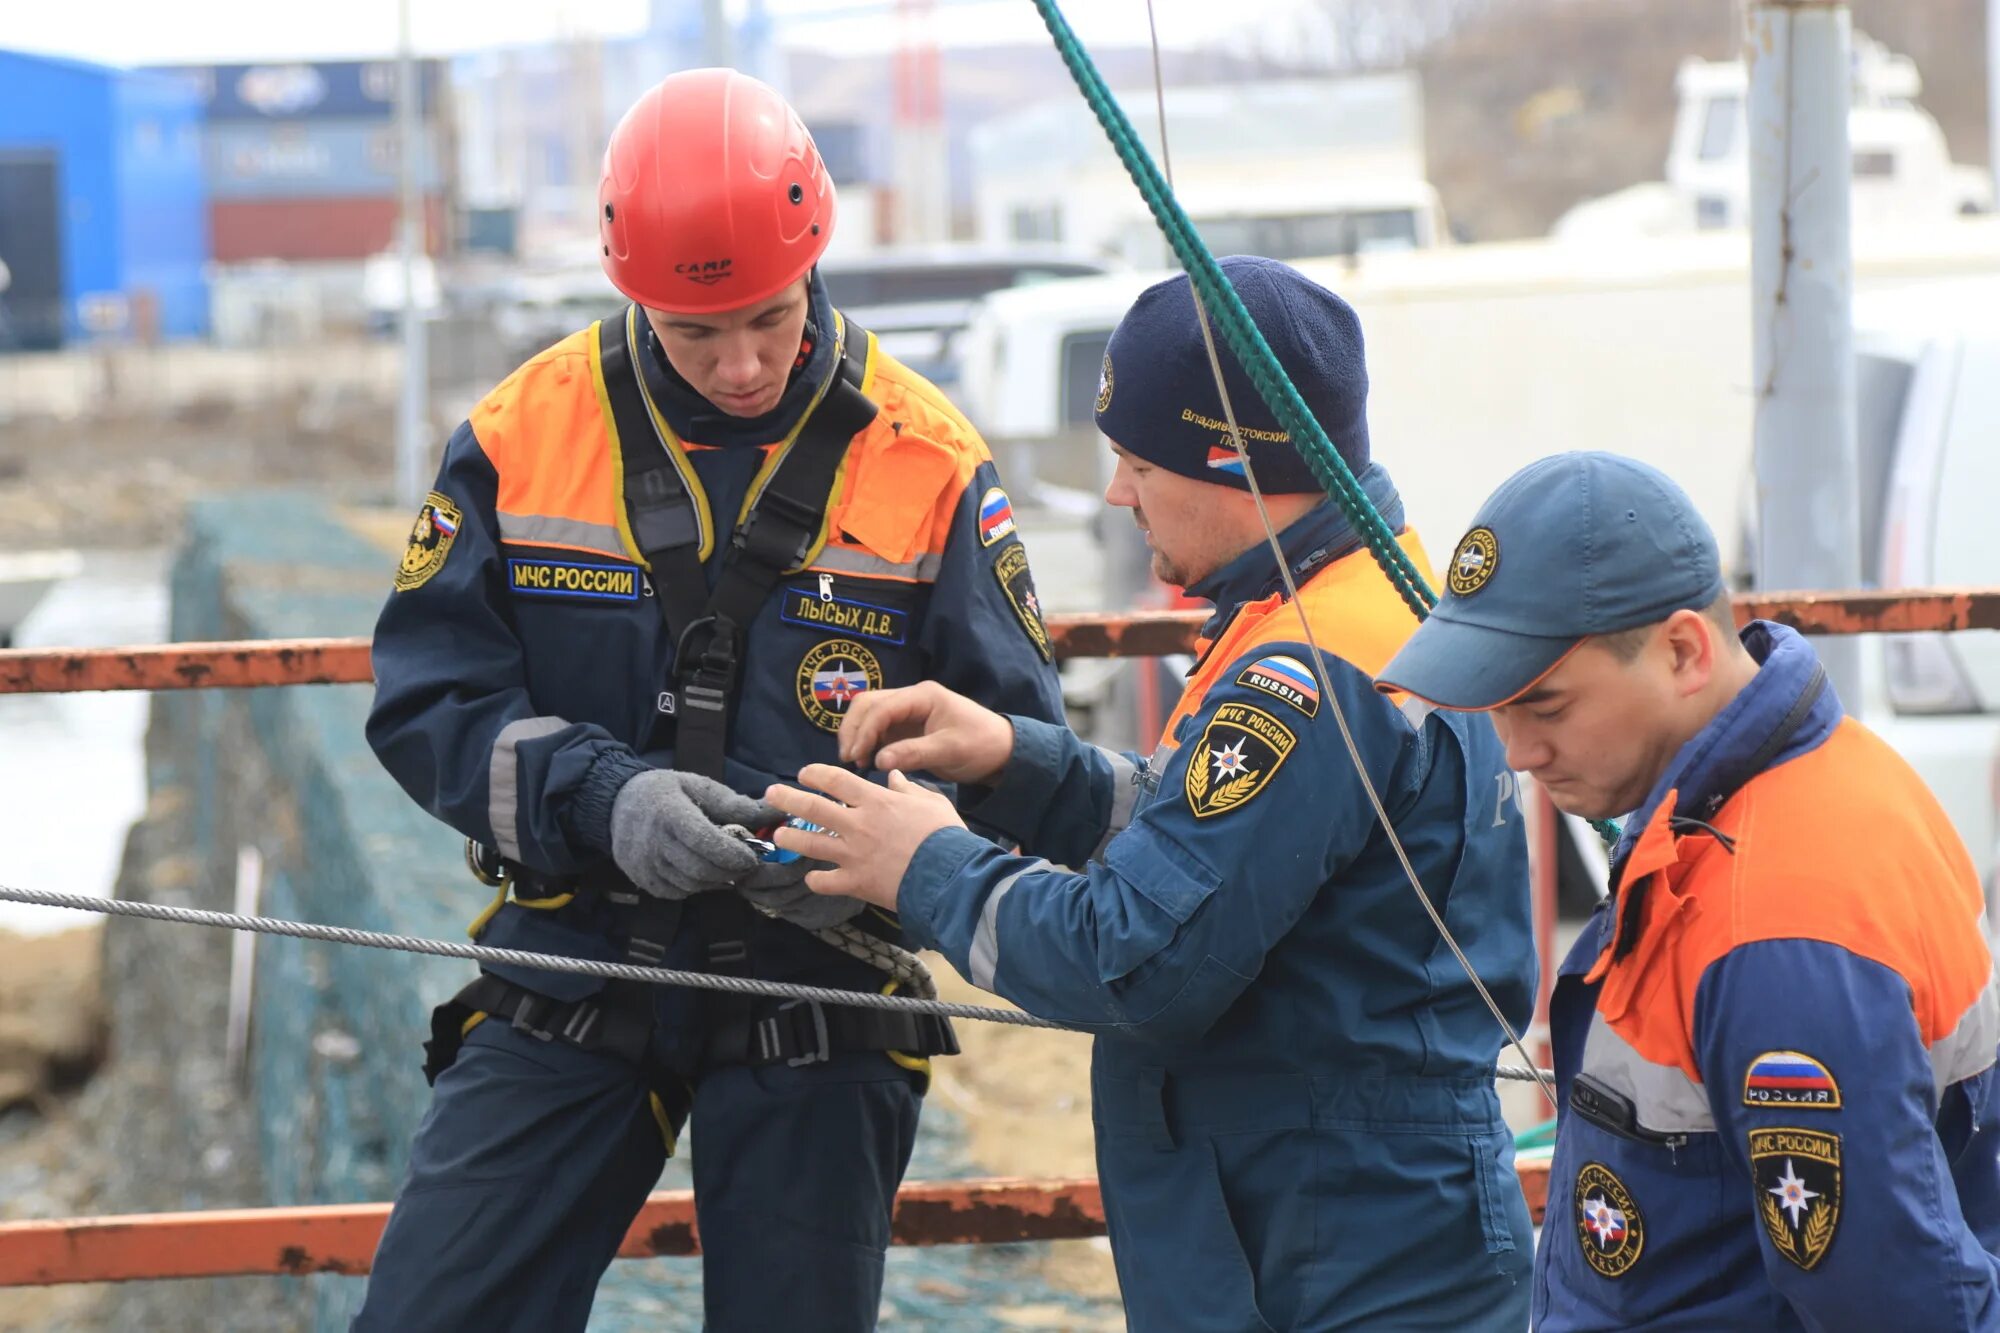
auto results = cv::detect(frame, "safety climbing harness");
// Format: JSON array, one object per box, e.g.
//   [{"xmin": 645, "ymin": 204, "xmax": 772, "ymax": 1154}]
[{"xmin": 601, "ymin": 303, "xmax": 877, "ymax": 773}]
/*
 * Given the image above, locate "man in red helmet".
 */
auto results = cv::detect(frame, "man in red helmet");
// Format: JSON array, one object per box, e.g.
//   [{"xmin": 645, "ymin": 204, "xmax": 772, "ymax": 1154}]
[{"xmin": 355, "ymin": 68, "xmax": 1065, "ymax": 1330}]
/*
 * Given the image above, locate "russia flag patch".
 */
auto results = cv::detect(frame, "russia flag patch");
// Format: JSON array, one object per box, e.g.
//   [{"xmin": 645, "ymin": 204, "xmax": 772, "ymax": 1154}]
[
  {"xmin": 1742, "ymin": 1050, "xmax": 1841, "ymax": 1108},
  {"xmin": 977, "ymin": 486, "xmax": 1017, "ymax": 546},
  {"xmin": 1236, "ymin": 653, "xmax": 1321, "ymax": 717},
  {"xmin": 1205, "ymin": 446, "xmax": 1247, "ymax": 477}
]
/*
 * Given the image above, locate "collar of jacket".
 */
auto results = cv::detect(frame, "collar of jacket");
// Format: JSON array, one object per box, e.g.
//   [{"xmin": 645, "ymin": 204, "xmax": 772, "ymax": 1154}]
[
  {"xmin": 638, "ymin": 268, "xmax": 839, "ymax": 449},
  {"xmin": 1608, "ymin": 620, "xmax": 1843, "ymax": 883},
  {"xmin": 1186, "ymin": 462, "xmax": 1406, "ymax": 636}
]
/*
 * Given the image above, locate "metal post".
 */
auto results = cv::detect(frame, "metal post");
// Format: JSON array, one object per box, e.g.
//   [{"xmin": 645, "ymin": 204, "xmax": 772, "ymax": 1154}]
[
  {"xmin": 1747, "ymin": 1, "xmax": 1861, "ymax": 710},
  {"xmin": 393, "ymin": 0, "xmax": 430, "ymax": 509},
  {"xmin": 1989, "ymin": 0, "xmax": 2000, "ymax": 194}
]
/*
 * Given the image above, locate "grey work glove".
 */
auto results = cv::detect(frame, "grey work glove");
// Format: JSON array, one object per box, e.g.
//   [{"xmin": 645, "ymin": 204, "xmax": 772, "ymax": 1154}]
[
  {"xmin": 609, "ymin": 769, "xmax": 780, "ymax": 900},
  {"xmin": 738, "ymin": 857, "xmax": 867, "ymax": 930}
]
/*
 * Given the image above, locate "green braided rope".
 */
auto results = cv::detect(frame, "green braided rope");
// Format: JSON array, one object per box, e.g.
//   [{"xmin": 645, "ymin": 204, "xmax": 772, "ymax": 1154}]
[
  {"xmin": 1028, "ymin": 0, "xmax": 1431, "ymax": 618},
  {"xmin": 1029, "ymin": 0, "xmax": 1621, "ymax": 847}
]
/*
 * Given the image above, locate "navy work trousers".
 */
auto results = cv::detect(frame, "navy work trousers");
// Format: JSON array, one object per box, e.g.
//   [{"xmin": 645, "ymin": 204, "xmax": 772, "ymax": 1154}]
[{"xmin": 351, "ymin": 1016, "xmax": 923, "ymax": 1331}]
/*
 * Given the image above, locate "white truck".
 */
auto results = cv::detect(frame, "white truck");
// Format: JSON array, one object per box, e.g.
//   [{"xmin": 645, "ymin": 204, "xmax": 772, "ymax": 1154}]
[{"xmin": 1555, "ymin": 32, "xmax": 1991, "ymax": 242}]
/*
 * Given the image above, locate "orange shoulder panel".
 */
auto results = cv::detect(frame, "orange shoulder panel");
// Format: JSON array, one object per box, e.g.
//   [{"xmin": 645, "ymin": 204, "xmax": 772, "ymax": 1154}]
[
  {"xmin": 1726, "ymin": 721, "xmax": 1989, "ymax": 1043},
  {"xmin": 1158, "ymin": 530, "xmax": 1433, "ymax": 745},
  {"xmin": 467, "ymin": 327, "xmax": 622, "ymax": 549},
  {"xmin": 1600, "ymin": 718, "xmax": 1989, "ymax": 1077},
  {"xmin": 820, "ymin": 348, "xmax": 988, "ymax": 572}
]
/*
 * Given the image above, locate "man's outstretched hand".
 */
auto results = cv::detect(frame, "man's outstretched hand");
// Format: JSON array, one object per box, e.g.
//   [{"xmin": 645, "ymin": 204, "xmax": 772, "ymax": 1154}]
[
  {"xmin": 835, "ymin": 682, "xmax": 1014, "ymax": 785},
  {"xmin": 763, "ymin": 765, "xmax": 968, "ymax": 912}
]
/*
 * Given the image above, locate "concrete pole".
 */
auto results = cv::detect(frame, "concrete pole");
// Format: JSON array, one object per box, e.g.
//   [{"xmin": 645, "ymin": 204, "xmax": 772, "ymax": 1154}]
[
  {"xmin": 393, "ymin": 0, "xmax": 431, "ymax": 509},
  {"xmin": 1747, "ymin": 1, "xmax": 1862, "ymax": 710}
]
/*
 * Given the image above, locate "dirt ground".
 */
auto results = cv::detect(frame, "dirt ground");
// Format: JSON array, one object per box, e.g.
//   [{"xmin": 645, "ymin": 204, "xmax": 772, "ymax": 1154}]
[
  {"xmin": 0, "ymin": 394, "xmax": 396, "ymax": 552},
  {"xmin": 0, "ymin": 926, "xmax": 114, "ymax": 1332}
]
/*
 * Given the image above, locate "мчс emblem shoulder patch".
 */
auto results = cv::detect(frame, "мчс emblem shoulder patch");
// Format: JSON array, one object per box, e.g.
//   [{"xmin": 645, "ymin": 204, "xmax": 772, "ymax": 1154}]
[
  {"xmin": 993, "ymin": 541, "xmax": 1052, "ymax": 662},
  {"xmin": 1448, "ymin": 526, "xmax": 1499, "ymax": 597},
  {"xmin": 1574, "ymin": 1162, "xmax": 1645, "ymax": 1279},
  {"xmin": 395, "ymin": 491, "xmax": 462, "ymax": 592},
  {"xmin": 1236, "ymin": 654, "xmax": 1321, "ymax": 717},
  {"xmin": 1750, "ymin": 1127, "xmax": 1841, "ymax": 1271},
  {"xmin": 1185, "ymin": 702, "xmax": 1296, "ymax": 818},
  {"xmin": 977, "ymin": 487, "xmax": 1018, "ymax": 547},
  {"xmin": 797, "ymin": 639, "xmax": 883, "ymax": 733},
  {"xmin": 1743, "ymin": 1051, "xmax": 1842, "ymax": 1110}
]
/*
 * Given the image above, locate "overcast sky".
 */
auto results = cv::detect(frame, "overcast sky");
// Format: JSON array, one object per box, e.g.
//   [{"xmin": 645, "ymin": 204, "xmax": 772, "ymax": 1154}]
[{"xmin": 6, "ymin": 0, "xmax": 1319, "ymax": 67}]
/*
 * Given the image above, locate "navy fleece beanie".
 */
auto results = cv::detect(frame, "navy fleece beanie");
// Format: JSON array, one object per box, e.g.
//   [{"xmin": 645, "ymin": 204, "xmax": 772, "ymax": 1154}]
[{"xmin": 1093, "ymin": 255, "xmax": 1369, "ymax": 494}]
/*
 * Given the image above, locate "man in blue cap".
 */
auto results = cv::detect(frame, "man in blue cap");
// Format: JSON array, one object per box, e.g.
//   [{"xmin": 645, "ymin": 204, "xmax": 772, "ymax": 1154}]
[
  {"xmin": 1375, "ymin": 451, "xmax": 2000, "ymax": 1330},
  {"xmin": 762, "ymin": 256, "xmax": 1540, "ymax": 1330}
]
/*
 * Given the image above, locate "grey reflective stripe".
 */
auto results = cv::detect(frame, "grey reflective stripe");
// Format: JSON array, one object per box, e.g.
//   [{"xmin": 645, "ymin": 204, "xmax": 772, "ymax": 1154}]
[
  {"xmin": 1580, "ymin": 1011, "xmax": 1716, "ymax": 1134},
  {"xmin": 968, "ymin": 860, "xmax": 1051, "ymax": 992},
  {"xmin": 1398, "ymin": 696, "xmax": 1435, "ymax": 730},
  {"xmin": 497, "ymin": 512, "xmax": 627, "ymax": 556},
  {"xmin": 1090, "ymin": 748, "xmax": 1141, "ymax": 862},
  {"xmin": 811, "ymin": 546, "xmax": 943, "ymax": 582},
  {"xmin": 1931, "ymin": 967, "xmax": 2000, "ymax": 1095},
  {"xmin": 489, "ymin": 717, "xmax": 572, "ymax": 861}
]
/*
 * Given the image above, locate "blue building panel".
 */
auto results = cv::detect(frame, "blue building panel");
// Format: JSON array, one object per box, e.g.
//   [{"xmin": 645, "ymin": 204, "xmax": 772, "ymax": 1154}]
[
  {"xmin": 115, "ymin": 68, "xmax": 211, "ymax": 339},
  {"xmin": 205, "ymin": 119, "xmax": 442, "ymax": 201},
  {"xmin": 166, "ymin": 60, "xmax": 442, "ymax": 123},
  {"xmin": 0, "ymin": 48, "xmax": 209, "ymax": 345}
]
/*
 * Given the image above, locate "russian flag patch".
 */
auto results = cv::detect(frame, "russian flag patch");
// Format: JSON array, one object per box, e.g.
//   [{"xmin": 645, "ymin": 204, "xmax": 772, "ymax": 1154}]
[
  {"xmin": 977, "ymin": 486, "xmax": 1017, "ymax": 546},
  {"xmin": 1742, "ymin": 1051, "xmax": 1841, "ymax": 1109},
  {"xmin": 1205, "ymin": 446, "xmax": 1247, "ymax": 477},
  {"xmin": 1236, "ymin": 653, "xmax": 1321, "ymax": 717}
]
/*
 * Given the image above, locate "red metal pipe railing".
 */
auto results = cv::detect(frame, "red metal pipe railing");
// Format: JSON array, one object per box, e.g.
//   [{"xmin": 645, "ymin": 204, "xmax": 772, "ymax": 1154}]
[
  {"xmin": 1, "ymin": 589, "xmax": 1993, "ymax": 696},
  {"xmin": 0, "ymin": 585, "xmax": 1965, "ymax": 1287},
  {"xmin": 0, "ymin": 1166, "xmax": 1549, "ymax": 1285}
]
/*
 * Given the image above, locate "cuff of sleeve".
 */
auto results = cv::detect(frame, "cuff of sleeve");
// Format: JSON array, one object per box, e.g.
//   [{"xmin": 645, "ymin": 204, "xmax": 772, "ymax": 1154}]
[
  {"xmin": 957, "ymin": 715, "xmax": 1067, "ymax": 847},
  {"xmin": 563, "ymin": 748, "xmax": 652, "ymax": 855},
  {"xmin": 896, "ymin": 826, "xmax": 988, "ymax": 951}
]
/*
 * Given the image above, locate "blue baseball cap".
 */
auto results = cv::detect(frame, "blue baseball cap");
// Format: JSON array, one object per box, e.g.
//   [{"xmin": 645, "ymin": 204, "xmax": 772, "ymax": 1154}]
[{"xmin": 1376, "ymin": 452, "xmax": 1727, "ymax": 710}]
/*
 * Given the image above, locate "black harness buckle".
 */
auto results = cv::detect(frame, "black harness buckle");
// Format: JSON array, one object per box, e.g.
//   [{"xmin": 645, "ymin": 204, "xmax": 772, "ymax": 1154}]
[
  {"xmin": 758, "ymin": 999, "xmax": 831, "ymax": 1067},
  {"xmin": 509, "ymin": 992, "xmax": 557, "ymax": 1042}
]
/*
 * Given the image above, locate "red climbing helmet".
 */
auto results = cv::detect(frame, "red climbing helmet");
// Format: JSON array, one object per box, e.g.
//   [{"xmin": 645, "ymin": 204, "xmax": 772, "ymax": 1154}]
[{"xmin": 598, "ymin": 68, "xmax": 838, "ymax": 314}]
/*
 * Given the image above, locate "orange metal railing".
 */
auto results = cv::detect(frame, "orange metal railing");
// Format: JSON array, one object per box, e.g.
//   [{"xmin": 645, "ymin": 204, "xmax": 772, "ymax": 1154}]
[
  {"xmin": 0, "ymin": 1166, "xmax": 1549, "ymax": 1284},
  {"xmin": 2, "ymin": 589, "xmax": 1995, "ymax": 695},
  {"xmin": 0, "ymin": 584, "xmax": 1980, "ymax": 1284}
]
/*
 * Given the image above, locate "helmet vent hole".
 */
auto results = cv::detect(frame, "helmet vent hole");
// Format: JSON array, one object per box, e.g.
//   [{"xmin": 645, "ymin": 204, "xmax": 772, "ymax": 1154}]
[
  {"xmin": 810, "ymin": 223, "xmax": 821, "ymax": 236},
  {"xmin": 603, "ymin": 245, "xmax": 610, "ymax": 256},
  {"xmin": 789, "ymin": 183, "xmax": 804, "ymax": 205},
  {"xmin": 604, "ymin": 203, "xmax": 615, "ymax": 221}
]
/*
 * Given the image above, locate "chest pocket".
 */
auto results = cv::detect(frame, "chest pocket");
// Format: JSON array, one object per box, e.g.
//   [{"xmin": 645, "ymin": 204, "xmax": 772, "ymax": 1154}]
[
  {"xmin": 502, "ymin": 548, "xmax": 660, "ymax": 733},
  {"xmin": 776, "ymin": 571, "xmax": 920, "ymax": 650},
  {"xmin": 746, "ymin": 571, "xmax": 929, "ymax": 754},
  {"xmin": 1542, "ymin": 863, "xmax": 1737, "ymax": 1318}
]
